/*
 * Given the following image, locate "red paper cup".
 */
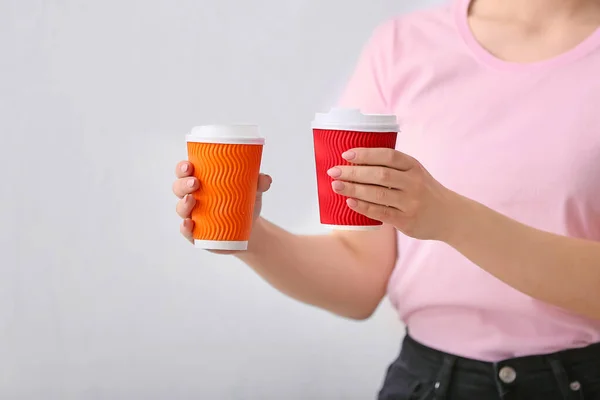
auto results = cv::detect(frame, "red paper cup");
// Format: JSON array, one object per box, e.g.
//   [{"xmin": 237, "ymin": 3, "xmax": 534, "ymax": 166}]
[{"xmin": 312, "ymin": 109, "xmax": 399, "ymax": 230}]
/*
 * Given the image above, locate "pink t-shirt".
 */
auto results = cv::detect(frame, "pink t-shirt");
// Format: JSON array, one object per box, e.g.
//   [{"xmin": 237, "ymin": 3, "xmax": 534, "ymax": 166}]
[{"xmin": 338, "ymin": 0, "xmax": 600, "ymax": 361}]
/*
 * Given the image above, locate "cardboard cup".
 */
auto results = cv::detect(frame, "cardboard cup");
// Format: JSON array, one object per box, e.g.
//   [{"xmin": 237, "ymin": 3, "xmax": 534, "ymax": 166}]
[
  {"xmin": 186, "ymin": 125, "xmax": 264, "ymax": 250},
  {"xmin": 312, "ymin": 109, "xmax": 399, "ymax": 230}
]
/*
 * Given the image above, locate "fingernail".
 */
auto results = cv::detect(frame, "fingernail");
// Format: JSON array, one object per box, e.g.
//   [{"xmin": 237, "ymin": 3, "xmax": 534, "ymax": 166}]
[
  {"xmin": 332, "ymin": 181, "xmax": 345, "ymax": 191},
  {"xmin": 347, "ymin": 198, "xmax": 358, "ymax": 208},
  {"xmin": 342, "ymin": 151, "xmax": 356, "ymax": 160},
  {"xmin": 187, "ymin": 179, "xmax": 195, "ymax": 188},
  {"xmin": 327, "ymin": 168, "xmax": 342, "ymax": 178},
  {"xmin": 181, "ymin": 164, "xmax": 189, "ymax": 173},
  {"xmin": 184, "ymin": 194, "xmax": 190, "ymax": 203}
]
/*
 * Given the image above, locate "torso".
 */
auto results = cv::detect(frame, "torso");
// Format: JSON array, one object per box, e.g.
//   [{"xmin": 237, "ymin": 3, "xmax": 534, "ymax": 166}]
[{"xmin": 383, "ymin": 0, "xmax": 600, "ymax": 361}]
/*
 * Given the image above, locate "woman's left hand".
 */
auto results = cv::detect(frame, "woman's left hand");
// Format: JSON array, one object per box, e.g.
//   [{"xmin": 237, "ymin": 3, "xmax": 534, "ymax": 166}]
[{"xmin": 327, "ymin": 148, "xmax": 462, "ymax": 241}]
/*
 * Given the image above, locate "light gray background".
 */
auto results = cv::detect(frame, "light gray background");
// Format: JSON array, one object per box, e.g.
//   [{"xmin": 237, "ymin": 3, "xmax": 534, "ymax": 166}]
[{"xmin": 1, "ymin": 0, "xmax": 439, "ymax": 398}]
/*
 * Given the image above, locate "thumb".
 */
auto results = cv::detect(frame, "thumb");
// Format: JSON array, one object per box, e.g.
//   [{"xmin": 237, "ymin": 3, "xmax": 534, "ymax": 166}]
[{"xmin": 257, "ymin": 173, "xmax": 272, "ymax": 193}]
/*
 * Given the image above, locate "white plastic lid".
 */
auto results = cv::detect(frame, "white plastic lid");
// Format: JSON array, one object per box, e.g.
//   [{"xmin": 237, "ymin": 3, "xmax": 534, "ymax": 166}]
[
  {"xmin": 186, "ymin": 124, "xmax": 265, "ymax": 145},
  {"xmin": 312, "ymin": 108, "xmax": 399, "ymax": 132}
]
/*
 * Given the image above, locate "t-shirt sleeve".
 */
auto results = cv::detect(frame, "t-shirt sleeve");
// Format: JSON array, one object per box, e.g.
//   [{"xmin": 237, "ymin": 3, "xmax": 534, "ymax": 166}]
[{"xmin": 336, "ymin": 20, "xmax": 396, "ymax": 115}]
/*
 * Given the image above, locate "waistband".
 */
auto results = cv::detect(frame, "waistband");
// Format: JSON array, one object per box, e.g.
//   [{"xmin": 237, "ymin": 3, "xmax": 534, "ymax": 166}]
[{"xmin": 402, "ymin": 333, "xmax": 600, "ymax": 373}]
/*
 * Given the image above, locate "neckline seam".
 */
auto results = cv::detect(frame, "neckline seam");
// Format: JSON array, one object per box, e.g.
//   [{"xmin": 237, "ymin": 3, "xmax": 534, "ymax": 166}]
[{"xmin": 453, "ymin": 0, "xmax": 600, "ymax": 72}]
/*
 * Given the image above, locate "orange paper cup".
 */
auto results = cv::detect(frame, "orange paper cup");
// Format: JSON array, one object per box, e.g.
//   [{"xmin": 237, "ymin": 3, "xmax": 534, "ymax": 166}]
[{"xmin": 186, "ymin": 125, "xmax": 264, "ymax": 251}]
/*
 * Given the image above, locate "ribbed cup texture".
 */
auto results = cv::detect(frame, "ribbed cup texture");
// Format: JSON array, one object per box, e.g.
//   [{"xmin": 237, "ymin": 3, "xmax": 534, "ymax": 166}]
[
  {"xmin": 187, "ymin": 142, "xmax": 263, "ymax": 242},
  {"xmin": 313, "ymin": 129, "xmax": 398, "ymax": 227}
]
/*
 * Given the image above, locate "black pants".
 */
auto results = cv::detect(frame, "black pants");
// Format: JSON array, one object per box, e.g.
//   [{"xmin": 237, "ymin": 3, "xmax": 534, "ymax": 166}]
[{"xmin": 378, "ymin": 334, "xmax": 600, "ymax": 400}]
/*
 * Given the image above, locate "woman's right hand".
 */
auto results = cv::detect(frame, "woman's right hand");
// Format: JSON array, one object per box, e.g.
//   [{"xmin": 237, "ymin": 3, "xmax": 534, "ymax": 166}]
[{"xmin": 173, "ymin": 160, "xmax": 273, "ymax": 247}]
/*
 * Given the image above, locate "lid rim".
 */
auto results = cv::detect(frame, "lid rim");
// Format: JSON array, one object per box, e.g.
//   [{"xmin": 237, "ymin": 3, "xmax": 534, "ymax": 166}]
[
  {"xmin": 311, "ymin": 125, "xmax": 399, "ymax": 133},
  {"xmin": 312, "ymin": 108, "xmax": 399, "ymax": 132},
  {"xmin": 187, "ymin": 125, "xmax": 264, "ymax": 144},
  {"xmin": 186, "ymin": 135, "xmax": 265, "ymax": 144}
]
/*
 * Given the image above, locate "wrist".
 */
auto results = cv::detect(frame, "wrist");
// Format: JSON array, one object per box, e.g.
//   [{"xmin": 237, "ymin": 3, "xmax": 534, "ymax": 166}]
[
  {"xmin": 235, "ymin": 217, "xmax": 268, "ymax": 260},
  {"xmin": 438, "ymin": 191, "xmax": 479, "ymax": 246}
]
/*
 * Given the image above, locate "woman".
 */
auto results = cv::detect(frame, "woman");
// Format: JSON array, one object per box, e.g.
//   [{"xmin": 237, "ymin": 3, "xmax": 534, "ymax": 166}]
[{"xmin": 172, "ymin": 0, "xmax": 600, "ymax": 398}]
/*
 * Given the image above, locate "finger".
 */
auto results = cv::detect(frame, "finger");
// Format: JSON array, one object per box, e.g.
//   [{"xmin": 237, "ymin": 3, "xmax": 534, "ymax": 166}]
[
  {"xmin": 327, "ymin": 166, "xmax": 406, "ymax": 189},
  {"xmin": 346, "ymin": 198, "xmax": 401, "ymax": 224},
  {"xmin": 180, "ymin": 218, "xmax": 195, "ymax": 244},
  {"xmin": 173, "ymin": 177, "xmax": 199, "ymax": 199},
  {"xmin": 332, "ymin": 180, "xmax": 406, "ymax": 209},
  {"xmin": 257, "ymin": 174, "xmax": 273, "ymax": 193},
  {"xmin": 176, "ymin": 194, "xmax": 196, "ymax": 219},
  {"xmin": 175, "ymin": 161, "xmax": 195, "ymax": 178},
  {"xmin": 342, "ymin": 148, "xmax": 416, "ymax": 171}
]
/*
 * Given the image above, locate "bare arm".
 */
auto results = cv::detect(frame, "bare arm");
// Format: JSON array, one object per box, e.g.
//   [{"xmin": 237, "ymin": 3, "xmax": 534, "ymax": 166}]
[
  {"xmin": 174, "ymin": 161, "xmax": 397, "ymax": 320},
  {"xmin": 444, "ymin": 196, "xmax": 600, "ymax": 320},
  {"xmin": 238, "ymin": 218, "xmax": 397, "ymax": 320},
  {"xmin": 328, "ymin": 147, "xmax": 600, "ymax": 320}
]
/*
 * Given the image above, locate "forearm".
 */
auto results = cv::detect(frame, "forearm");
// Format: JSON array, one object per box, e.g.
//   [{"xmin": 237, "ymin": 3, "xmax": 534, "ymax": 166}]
[
  {"xmin": 447, "ymin": 195, "xmax": 600, "ymax": 320},
  {"xmin": 236, "ymin": 218, "xmax": 389, "ymax": 319}
]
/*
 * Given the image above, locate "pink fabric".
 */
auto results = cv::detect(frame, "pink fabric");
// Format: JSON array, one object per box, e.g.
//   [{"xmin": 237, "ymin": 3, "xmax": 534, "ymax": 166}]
[{"xmin": 338, "ymin": 0, "xmax": 600, "ymax": 361}]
